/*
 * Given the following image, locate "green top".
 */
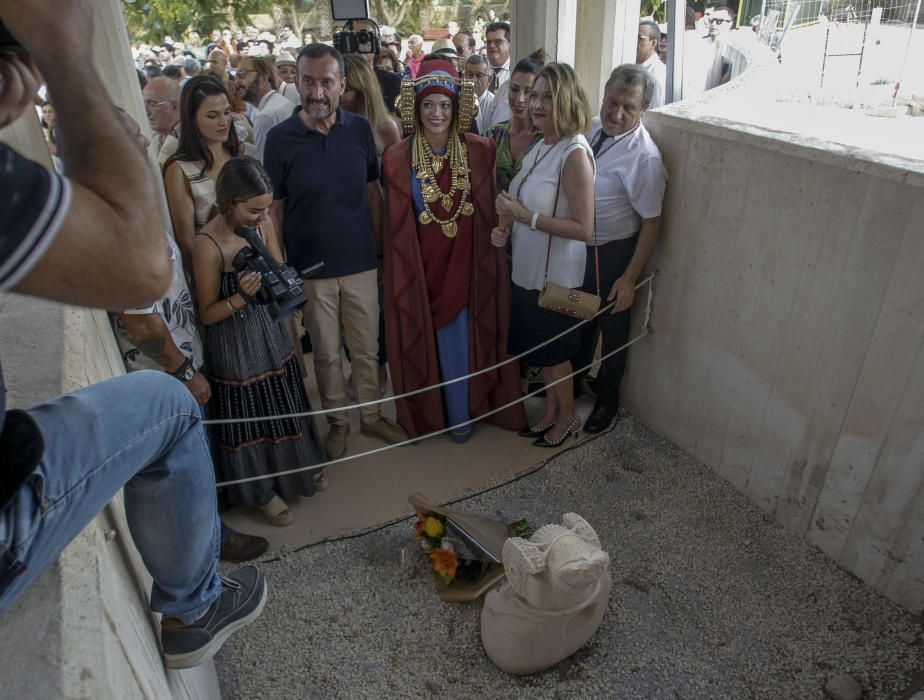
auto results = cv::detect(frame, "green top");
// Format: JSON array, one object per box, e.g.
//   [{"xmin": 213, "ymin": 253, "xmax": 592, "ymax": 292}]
[{"xmin": 484, "ymin": 120, "xmax": 543, "ymax": 194}]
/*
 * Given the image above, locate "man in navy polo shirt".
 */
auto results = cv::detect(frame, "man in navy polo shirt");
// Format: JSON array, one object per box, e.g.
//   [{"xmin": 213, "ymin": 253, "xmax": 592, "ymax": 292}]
[{"xmin": 265, "ymin": 43, "xmax": 407, "ymax": 461}]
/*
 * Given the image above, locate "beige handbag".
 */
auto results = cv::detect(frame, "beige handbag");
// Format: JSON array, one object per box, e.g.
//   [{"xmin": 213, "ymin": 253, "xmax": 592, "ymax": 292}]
[{"xmin": 534, "ymin": 168, "xmax": 601, "ymax": 321}]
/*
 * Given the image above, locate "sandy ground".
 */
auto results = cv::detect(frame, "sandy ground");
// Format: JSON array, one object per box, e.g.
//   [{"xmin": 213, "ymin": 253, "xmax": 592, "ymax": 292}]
[{"xmin": 215, "ymin": 415, "xmax": 924, "ymax": 699}]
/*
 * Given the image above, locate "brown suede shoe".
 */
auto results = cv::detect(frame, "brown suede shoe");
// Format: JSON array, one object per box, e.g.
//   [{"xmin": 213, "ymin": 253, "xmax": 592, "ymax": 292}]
[
  {"xmin": 325, "ymin": 423, "xmax": 350, "ymax": 460},
  {"xmin": 360, "ymin": 416, "xmax": 409, "ymax": 444},
  {"xmin": 220, "ymin": 529, "xmax": 269, "ymax": 562}
]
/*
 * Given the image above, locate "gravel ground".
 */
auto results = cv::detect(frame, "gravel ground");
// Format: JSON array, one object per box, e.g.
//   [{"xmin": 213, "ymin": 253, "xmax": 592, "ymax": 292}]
[{"xmin": 216, "ymin": 416, "xmax": 924, "ymax": 699}]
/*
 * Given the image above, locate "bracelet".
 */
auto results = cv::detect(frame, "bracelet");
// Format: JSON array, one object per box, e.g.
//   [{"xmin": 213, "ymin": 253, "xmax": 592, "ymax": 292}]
[
  {"xmin": 226, "ymin": 297, "xmax": 242, "ymax": 313},
  {"xmin": 529, "ymin": 211, "xmax": 540, "ymax": 231}
]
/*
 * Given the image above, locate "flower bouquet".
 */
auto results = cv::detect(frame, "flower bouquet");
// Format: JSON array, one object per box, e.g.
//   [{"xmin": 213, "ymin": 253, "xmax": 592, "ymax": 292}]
[{"xmin": 409, "ymin": 492, "xmax": 534, "ymax": 602}]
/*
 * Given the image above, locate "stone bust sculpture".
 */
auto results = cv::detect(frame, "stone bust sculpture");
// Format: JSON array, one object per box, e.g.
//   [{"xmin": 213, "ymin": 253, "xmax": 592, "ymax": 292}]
[{"xmin": 480, "ymin": 513, "xmax": 612, "ymax": 675}]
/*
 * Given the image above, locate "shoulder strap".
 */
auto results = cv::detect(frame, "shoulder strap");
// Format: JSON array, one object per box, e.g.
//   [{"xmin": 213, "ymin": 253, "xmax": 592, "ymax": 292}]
[
  {"xmin": 543, "ymin": 140, "xmax": 599, "ymax": 294},
  {"xmin": 196, "ymin": 231, "xmax": 226, "ymax": 271}
]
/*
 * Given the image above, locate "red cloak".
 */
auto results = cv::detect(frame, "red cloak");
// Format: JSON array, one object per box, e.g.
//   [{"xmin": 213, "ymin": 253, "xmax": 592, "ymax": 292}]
[{"xmin": 382, "ymin": 133, "xmax": 526, "ymax": 438}]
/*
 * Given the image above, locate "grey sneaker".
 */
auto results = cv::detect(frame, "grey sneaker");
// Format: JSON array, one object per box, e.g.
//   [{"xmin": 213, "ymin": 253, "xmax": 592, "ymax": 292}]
[{"xmin": 161, "ymin": 566, "xmax": 267, "ymax": 669}]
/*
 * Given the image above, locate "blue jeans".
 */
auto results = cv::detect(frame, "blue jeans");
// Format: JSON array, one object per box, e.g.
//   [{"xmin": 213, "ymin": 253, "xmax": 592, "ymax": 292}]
[{"xmin": 0, "ymin": 371, "xmax": 222, "ymax": 623}]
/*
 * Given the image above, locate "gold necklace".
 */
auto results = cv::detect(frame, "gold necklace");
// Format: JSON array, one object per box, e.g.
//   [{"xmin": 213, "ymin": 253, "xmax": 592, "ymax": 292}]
[{"xmin": 413, "ymin": 132, "xmax": 474, "ymax": 238}]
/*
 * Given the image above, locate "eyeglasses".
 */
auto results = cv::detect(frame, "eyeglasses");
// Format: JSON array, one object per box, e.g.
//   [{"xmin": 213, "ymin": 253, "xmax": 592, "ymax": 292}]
[
  {"xmin": 144, "ymin": 99, "xmax": 170, "ymax": 109},
  {"xmin": 464, "ymin": 72, "xmax": 491, "ymax": 80},
  {"xmin": 234, "ymin": 68, "xmax": 257, "ymax": 79},
  {"xmin": 708, "ymin": 17, "xmax": 732, "ymax": 24}
]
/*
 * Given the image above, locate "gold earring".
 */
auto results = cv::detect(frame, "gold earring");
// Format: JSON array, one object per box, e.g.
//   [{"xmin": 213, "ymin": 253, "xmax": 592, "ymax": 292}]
[{"xmin": 397, "ymin": 79, "xmax": 417, "ymax": 135}]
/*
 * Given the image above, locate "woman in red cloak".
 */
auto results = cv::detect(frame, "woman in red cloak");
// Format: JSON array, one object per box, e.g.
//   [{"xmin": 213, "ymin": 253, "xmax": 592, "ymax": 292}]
[{"xmin": 382, "ymin": 58, "xmax": 525, "ymax": 441}]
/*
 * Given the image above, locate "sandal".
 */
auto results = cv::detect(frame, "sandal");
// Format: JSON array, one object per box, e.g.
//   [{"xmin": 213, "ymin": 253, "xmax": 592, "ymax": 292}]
[
  {"xmin": 259, "ymin": 494, "xmax": 295, "ymax": 527},
  {"xmin": 314, "ymin": 471, "xmax": 329, "ymax": 492}
]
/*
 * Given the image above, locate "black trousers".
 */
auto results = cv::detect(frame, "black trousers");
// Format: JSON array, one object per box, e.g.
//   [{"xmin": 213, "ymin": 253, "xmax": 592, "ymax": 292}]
[{"xmin": 573, "ymin": 235, "xmax": 638, "ymax": 409}]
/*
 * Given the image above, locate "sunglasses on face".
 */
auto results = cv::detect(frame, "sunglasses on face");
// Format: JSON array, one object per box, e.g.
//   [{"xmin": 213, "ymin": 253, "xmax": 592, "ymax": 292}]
[{"xmin": 708, "ymin": 17, "xmax": 732, "ymax": 24}]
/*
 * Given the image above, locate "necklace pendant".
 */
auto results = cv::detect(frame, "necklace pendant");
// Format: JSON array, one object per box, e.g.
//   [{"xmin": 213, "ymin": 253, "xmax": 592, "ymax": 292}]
[
  {"xmin": 461, "ymin": 201, "xmax": 474, "ymax": 216},
  {"xmin": 441, "ymin": 221, "xmax": 458, "ymax": 238},
  {"xmin": 419, "ymin": 210, "xmax": 433, "ymax": 225},
  {"xmin": 423, "ymin": 188, "xmax": 440, "ymax": 203},
  {"xmin": 440, "ymin": 194, "xmax": 453, "ymax": 210}
]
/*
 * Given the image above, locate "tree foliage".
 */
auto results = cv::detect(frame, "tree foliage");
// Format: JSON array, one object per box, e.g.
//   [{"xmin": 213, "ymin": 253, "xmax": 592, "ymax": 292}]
[
  {"xmin": 121, "ymin": 0, "xmax": 274, "ymax": 42},
  {"xmin": 370, "ymin": 0, "xmax": 434, "ymax": 34}
]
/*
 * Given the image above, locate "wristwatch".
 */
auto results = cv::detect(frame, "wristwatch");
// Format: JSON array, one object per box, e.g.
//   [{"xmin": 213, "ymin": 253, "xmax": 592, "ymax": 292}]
[{"xmin": 170, "ymin": 358, "xmax": 195, "ymax": 382}]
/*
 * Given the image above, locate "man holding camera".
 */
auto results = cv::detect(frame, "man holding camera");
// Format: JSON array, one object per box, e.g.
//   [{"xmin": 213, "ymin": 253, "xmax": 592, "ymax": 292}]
[{"xmin": 0, "ymin": 0, "xmax": 265, "ymax": 668}]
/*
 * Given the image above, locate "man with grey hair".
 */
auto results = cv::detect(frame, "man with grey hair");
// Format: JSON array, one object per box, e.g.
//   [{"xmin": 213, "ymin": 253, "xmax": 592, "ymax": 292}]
[
  {"xmin": 463, "ymin": 54, "xmax": 495, "ymax": 133},
  {"xmin": 574, "ymin": 64, "xmax": 667, "ymax": 433},
  {"xmin": 182, "ymin": 56, "xmax": 201, "ymax": 84},
  {"xmin": 636, "ymin": 20, "xmax": 666, "ymax": 108},
  {"xmin": 142, "ymin": 75, "xmax": 181, "ymax": 165}
]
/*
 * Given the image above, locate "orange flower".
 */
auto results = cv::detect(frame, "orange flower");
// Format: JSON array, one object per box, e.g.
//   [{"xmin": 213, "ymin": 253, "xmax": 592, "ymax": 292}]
[{"xmin": 429, "ymin": 548, "xmax": 459, "ymax": 583}]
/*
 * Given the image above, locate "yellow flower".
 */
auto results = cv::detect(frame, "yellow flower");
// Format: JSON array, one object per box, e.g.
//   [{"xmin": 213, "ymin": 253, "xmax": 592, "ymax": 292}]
[{"xmin": 424, "ymin": 516, "xmax": 444, "ymax": 538}]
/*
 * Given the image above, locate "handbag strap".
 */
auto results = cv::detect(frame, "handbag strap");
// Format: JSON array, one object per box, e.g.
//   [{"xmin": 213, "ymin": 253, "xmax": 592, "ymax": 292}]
[
  {"xmin": 541, "ymin": 143, "xmax": 600, "ymax": 297},
  {"xmin": 542, "ymin": 176, "xmax": 562, "ymax": 283}
]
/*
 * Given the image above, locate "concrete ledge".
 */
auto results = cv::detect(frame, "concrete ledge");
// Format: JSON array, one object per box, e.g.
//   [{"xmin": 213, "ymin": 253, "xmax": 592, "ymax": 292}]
[{"xmin": 0, "ymin": 293, "xmax": 220, "ymax": 698}]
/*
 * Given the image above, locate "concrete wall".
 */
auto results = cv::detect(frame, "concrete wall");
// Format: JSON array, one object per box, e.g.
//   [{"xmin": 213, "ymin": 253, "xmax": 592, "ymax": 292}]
[
  {"xmin": 625, "ymin": 40, "xmax": 924, "ymax": 613},
  {"xmin": 0, "ymin": 299, "xmax": 220, "ymax": 699},
  {"xmin": 0, "ymin": 1, "xmax": 220, "ymax": 697}
]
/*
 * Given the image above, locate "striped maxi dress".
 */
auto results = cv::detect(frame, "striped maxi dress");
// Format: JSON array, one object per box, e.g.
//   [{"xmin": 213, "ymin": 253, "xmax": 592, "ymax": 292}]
[{"xmin": 201, "ymin": 237, "xmax": 323, "ymax": 508}]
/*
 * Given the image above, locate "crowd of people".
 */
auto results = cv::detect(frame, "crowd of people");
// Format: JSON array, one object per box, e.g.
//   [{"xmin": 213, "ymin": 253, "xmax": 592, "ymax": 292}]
[
  {"xmin": 103, "ymin": 17, "xmax": 670, "ymax": 528},
  {"xmin": 1, "ymin": 4, "xmax": 668, "ymax": 671}
]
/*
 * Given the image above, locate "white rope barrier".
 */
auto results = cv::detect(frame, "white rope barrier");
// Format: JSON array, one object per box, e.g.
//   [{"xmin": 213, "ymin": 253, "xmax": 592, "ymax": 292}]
[
  {"xmin": 203, "ymin": 272, "xmax": 657, "ymax": 426},
  {"xmin": 214, "ymin": 274, "xmax": 656, "ymax": 488}
]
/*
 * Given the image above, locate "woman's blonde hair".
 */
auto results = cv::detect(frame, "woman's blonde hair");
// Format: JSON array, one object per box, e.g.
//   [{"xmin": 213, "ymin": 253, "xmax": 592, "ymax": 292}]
[
  {"xmin": 526, "ymin": 62, "xmax": 591, "ymax": 138},
  {"xmin": 343, "ymin": 53, "xmax": 389, "ymax": 131}
]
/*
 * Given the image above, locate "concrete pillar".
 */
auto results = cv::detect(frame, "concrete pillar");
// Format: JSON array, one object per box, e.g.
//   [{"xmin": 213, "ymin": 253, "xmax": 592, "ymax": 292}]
[
  {"xmin": 510, "ymin": 0, "xmax": 576, "ymax": 63},
  {"xmin": 575, "ymin": 0, "xmax": 641, "ymax": 113},
  {"xmin": 0, "ymin": 1, "xmax": 218, "ymax": 696}
]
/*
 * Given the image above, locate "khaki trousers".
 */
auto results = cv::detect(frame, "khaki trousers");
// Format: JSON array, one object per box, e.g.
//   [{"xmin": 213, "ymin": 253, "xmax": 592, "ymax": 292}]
[{"xmin": 302, "ymin": 269, "xmax": 381, "ymax": 426}]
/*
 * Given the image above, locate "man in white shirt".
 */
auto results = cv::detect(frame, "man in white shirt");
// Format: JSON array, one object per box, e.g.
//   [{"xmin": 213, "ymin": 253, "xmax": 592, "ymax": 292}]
[
  {"xmin": 142, "ymin": 76, "xmax": 181, "ymax": 164},
  {"xmin": 480, "ymin": 21, "xmax": 513, "ymax": 130},
  {"xmin": 485, "ymin": 20, "xmax": 511, "ymax": 91},
  {"xmin": 464, "ymin": 54, "xmax": 495, "ymax": 133},
  {"xmin": 637, "ymin": 20, "xmax": 667, "ymax": 108},
  {"xmin": 236, "ymin": 56, "xmax": 296, "ymax": 161},
  {"xmin": 574, "ymin": 64, "xmax": 668, "ymax": 433}
]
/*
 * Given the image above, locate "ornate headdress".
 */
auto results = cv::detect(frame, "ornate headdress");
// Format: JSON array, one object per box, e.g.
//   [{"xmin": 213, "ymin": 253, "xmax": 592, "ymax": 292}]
[{"xmin": 396, "ymin": 59, "xmax": 476, "ymax": 136}]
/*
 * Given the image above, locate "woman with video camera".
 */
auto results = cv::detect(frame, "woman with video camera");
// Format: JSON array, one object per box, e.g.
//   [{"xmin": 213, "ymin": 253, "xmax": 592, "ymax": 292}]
[{"xmin": 193, "ymin": 156, "xmax": 324, "ymax": 527}]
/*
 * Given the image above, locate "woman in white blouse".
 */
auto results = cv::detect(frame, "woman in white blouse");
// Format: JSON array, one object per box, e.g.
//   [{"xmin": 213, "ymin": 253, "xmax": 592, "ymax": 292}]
[{"xmin": 492, "ymin": 62, "xmax": 595, "ymax": 448}]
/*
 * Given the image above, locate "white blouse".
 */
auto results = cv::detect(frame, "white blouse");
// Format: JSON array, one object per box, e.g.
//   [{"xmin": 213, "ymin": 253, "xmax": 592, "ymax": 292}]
[{"xmin": 508, "ymin": 134, "xmax": 593, "ymax": 291}]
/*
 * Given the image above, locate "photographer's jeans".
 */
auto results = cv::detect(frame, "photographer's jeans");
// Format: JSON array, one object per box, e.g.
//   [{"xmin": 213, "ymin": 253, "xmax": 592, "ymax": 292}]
[{"xmin": 0, "ymin": 371, "xmax": 222, "ymax": 622}]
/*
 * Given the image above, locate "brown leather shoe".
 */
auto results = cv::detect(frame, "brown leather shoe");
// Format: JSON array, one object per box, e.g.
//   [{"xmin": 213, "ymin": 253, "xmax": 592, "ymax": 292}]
[
  {"xmin": 360, "ymin": 416, "xmax": 409, "ymax": 444},
  {"xmin": 325, "ymin": 423, "xmax": 350, "ymax": 460},
  {"xmin": 220, "ymin": 529, "xmax": 269, "ymax": 562}
]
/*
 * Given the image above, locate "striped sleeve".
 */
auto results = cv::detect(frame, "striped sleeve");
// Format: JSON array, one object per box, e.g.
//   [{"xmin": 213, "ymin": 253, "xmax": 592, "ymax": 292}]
[{"xmin": 0, "ymin": 144, "xmax": 73, "ymax": 291}]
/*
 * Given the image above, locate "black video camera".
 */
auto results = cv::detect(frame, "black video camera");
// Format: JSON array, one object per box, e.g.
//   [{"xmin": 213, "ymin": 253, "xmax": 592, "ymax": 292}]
[
  {"xmin": 333, "ymin": 19, "xmax": 381, "ymax": 55},
  {"xmin": 330, "ymin": 0, "xmax": 379, "ymax": 55},
  {"xmin": 232, "ymin": 226, "xmax": 324, "ymax": 321}
]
